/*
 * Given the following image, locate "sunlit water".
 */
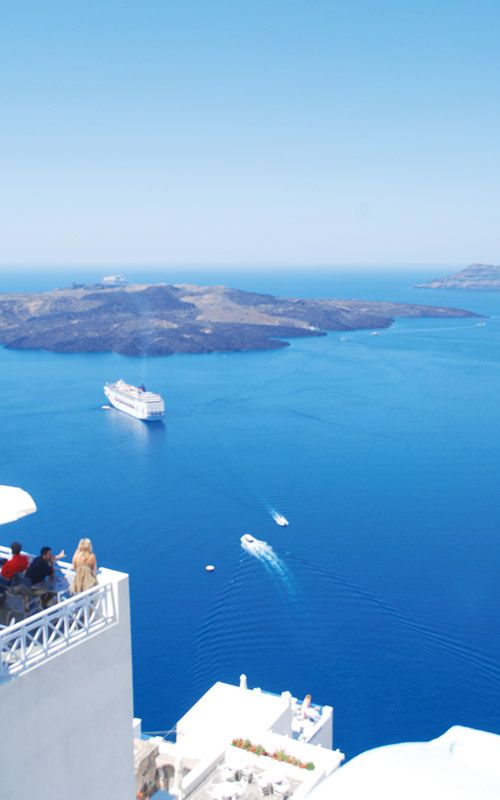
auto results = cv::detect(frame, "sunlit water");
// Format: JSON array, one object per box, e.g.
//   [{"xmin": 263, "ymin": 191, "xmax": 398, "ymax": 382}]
[{"xmin": 1, "ymin": 269, "xmax": 499, "ymax": 756}]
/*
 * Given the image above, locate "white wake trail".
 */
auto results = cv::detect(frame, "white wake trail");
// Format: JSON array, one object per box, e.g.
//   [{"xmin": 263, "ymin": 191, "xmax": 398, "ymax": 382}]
[
  {"xmin": 241, "ymin": 536, "xmax": 296, "ymax": 594},
  {"xmin": 265, "ymin": 502, "xmax": 289, "ymax": 527}
]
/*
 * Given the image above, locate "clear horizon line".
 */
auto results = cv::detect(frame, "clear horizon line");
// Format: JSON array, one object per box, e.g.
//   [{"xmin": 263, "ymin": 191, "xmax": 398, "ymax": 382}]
[{"xmin": 0, "ymin": 262, "xmax": 471, "ymax": 272}]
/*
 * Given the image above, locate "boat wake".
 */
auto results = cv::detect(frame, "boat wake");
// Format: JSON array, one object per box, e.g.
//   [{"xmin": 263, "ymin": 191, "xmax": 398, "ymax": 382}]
[
  {"xmin": 288, "ymin": 553, "xmax": 500, "ymax": 694},
  {"xmin": 241, "ymin": 535, "xmax": 296, "ymax": 594},
  {"xmin": 269, "ymin": 508, "xmax": 289, "ymax": 527},
  {"xmin": 394, "ymin": 321, "xmax": 487, "ymax": 336}
]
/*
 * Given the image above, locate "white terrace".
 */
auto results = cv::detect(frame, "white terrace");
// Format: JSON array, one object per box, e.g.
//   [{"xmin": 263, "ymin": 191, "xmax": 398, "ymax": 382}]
[
  {"xmin": 0, "ymin": 543, "xmax": 135, "ymax": 799},
  {"xmin": 0, "ymin": 544, "xmax": 119, "ymax": 677},
  {"xmin": 137, "ymin": 679, "xmax": 343, "ymax": 800},
  {"xmin": 178, "ymin": 731, "xmax": 344, "ymax": 800}
]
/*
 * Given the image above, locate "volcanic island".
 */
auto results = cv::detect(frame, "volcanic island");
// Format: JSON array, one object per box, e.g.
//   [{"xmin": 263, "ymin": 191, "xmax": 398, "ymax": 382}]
[
  {"xmin": 0, "ymin": 281, "xmax": 481, "ymax": 356},
  {"xmin": 416, "ymin": 263, "xmax": 500, "ymax": 290}
]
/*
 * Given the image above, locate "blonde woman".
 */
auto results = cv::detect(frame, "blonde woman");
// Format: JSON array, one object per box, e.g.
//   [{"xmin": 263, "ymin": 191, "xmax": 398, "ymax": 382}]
[{"xmin": 70, "ymin": 538, "xmax": 98, "ymax": 594}]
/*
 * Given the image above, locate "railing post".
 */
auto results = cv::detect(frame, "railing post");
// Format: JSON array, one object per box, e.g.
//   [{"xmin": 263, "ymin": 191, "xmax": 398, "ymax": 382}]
[
  {"xmin": 64, "ymin": 602, "xmax": 70, "ymax": 644},
  {"xmin": 0, "ymin": 643, "xmax": 7, "ymax": 677},
  {"xmin": 83, "ymin": 595, "xmax": 90, "ymax": 632},
  {"xmin": 105, "ymin": 584, "xmax": 112, "ymax": 622},
  {"xmin": 20, "ymin": 627, "xmax": 27, "ymax": 670},
  {"xmin": 42, "ymin": 615, "xmax": 49, "ymax": 657}
]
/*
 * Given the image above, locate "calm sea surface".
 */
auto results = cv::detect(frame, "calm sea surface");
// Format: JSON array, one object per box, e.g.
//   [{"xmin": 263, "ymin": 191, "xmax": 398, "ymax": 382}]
[{"xmin": 1, "ymin": 268, "xmax": 500, "ymax": 757}]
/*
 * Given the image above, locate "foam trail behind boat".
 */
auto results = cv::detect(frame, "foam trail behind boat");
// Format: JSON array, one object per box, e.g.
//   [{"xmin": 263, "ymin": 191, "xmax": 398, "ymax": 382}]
[
  {"xmin": 265, "ymin": 502, "xmax": 288, "ymax": 526},
  {"xmin": 241, "ymin": 536, "xmax": 296, "ymax": 595}
]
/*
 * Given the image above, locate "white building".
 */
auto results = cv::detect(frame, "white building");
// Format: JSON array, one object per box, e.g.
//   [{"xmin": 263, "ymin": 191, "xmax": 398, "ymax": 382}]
[
  {"xmin": 2, "ymin": 529, "xmax": 500, "ymax": 800},
  {"xmin": 175, "ymin": 680, "xmax": 334, "ymax": 757},
  {"xmin": 138, "ymin": 677, "xmax": 343, "ymax": 800},
  {"xmin": 0, "ymin": 547, "xmax": 135, "ymax": 800},
  {"xmin": 101, "ymin": 274, "xmax": 128, "ymax": 286},
  {"xmin": 310, "ymin": 725, "xmax": 500, "ymax": 800}
]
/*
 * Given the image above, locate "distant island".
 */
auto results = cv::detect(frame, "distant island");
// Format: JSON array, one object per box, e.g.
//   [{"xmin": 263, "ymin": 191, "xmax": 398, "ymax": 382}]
[
  {"xmin": 0, "ymin": 282, "xmax": 481, "ymax": 356},
  {"xmin": 416, "ymin": 263, "xmax": 500, "ymax": 290}
]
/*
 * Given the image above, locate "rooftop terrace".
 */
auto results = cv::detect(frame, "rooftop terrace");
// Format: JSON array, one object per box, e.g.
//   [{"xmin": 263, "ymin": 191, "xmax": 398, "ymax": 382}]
[
  {"xmin": 179, "ymin": 731, "xmax": 344, "ymax": 800},
  {"xmin": 136, "ymin": 678, "xmax": 342, "ymax": 799},
  {"xmin": 0, "ymin": 544, "xmax": 123, "ymax": 678}
]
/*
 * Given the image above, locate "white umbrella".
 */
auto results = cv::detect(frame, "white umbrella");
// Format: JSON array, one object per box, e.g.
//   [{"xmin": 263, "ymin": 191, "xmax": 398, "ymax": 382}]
[{"xmin": 0, "ymin": 485, "xmax": 37, "ymax": 525}]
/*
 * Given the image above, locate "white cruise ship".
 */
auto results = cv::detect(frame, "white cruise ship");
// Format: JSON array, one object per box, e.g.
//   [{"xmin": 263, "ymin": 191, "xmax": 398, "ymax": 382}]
[{"xmin": 104, "ymin": 379, "xmax": 165, "ymax": 421}]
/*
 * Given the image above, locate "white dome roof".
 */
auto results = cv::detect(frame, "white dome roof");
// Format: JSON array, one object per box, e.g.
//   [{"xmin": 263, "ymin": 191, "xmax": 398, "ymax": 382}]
[{"xmin": 309, "ymin": 726, "xmax": 500, "ymax": 800}]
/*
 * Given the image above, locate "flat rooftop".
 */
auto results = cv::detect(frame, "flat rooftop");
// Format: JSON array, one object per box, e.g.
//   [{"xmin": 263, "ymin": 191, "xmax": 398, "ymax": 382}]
[{"xmin": 176, "ymin": 683, "xmax": 292, "ymax": 757}]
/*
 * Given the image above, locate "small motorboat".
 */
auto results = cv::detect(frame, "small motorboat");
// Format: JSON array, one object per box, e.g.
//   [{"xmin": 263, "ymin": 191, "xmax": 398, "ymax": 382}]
[
  {"xmin": 241, "ymin": 534, "xmax": 256, "ymax": 545},
  {"xmin": 369, "ymin": 331, "xmax": 380, "ymax": 336},
  {"xmin": 273, "ymin": 513, "xmax": 289, "ymax": 527}
]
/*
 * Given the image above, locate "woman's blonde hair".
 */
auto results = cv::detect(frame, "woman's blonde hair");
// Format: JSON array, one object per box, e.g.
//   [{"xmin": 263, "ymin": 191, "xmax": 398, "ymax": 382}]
[{"xmin": 78, "ymin": 538, "xmax": 93, "ymax": 554}]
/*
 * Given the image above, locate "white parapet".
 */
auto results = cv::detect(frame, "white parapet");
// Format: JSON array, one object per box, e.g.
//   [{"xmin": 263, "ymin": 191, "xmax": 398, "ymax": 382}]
[
  {"xmin": 0, "ymin": 582, "xmax": 116, "ymax": 677},
  {"xmin": 0, "ymin": 556, "xmax": 135, "ymax": 800}
]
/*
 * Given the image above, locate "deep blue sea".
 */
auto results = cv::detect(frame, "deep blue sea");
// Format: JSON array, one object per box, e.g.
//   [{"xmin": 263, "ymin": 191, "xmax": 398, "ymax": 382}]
[{"xmin": 1, "ymin": 268, "xmax": 500, "ymax": 758}]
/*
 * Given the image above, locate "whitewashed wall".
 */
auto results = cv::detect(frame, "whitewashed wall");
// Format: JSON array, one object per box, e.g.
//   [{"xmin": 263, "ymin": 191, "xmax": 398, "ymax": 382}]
[{"xmin": 0, "ymin": 571, "xmax": 135, "ymax": 800}]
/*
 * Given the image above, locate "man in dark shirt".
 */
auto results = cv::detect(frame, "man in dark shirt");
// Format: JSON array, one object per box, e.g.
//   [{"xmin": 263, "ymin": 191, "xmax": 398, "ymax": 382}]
[{"xmin": 26, "ymin": 546, "xmax": 65, "ymax": 588}]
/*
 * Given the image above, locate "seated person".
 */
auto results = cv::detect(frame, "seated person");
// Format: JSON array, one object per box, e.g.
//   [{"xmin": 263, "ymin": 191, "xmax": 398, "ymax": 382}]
[
  {"xmin": 25, "ymin": 546, "xmax": 65, "ymax": 589},
  {"xmin": 0, "ymin": 542, "xmax": 29, "ymax": 591}
]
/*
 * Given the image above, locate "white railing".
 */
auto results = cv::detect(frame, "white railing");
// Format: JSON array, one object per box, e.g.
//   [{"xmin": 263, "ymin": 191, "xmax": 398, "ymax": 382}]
[{"xmin": 0, "ymin": 582, "xmax": 116, "ymax": 677}]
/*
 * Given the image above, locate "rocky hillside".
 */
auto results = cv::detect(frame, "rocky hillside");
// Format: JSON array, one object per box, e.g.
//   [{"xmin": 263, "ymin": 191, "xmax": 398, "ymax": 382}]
[
  {"xmin": 0, "ymin": 282, "xmax": 481, "ymax": 356},
  {"xmin": 416, "ymin": 264, "xmax": 500, "ymax": 290}
]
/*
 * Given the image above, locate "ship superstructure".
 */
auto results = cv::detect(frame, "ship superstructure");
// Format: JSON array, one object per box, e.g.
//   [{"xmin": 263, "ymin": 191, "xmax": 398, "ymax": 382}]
[{"xmin": 104, "ymin": 379, "xmax": 165, "ymax": 421}]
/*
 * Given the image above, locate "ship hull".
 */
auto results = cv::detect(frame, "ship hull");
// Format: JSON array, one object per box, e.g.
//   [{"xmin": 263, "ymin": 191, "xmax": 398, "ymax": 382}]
[{"xmin": 104, "ymin": 387, "xmax": 164, "ymax": 421}]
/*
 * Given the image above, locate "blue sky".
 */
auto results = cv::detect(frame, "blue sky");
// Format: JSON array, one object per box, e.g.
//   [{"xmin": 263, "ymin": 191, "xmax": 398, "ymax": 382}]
[{"xmin": 1, "ymin": 0, "xmax": 499, "ymax": 269}]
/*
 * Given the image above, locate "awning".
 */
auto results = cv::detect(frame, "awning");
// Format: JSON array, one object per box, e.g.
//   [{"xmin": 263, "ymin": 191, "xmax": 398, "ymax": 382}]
[{"xmin": 0, "ymin": 485, "xmax": 37, "ymax": 525}]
